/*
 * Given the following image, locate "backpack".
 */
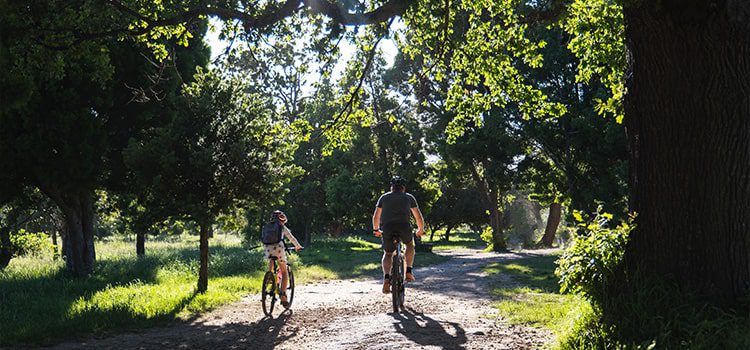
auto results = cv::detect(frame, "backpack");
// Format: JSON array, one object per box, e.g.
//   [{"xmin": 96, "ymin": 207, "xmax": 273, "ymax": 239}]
[{"xmin": 261, "ymin": 220, "xmax": 283, "ymax": 244}]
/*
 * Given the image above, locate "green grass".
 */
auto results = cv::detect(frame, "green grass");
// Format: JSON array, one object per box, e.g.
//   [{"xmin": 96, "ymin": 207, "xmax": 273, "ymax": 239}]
[
  {"xmin": 422, "ymin": 229, "xmax": 487, "ymax": 250},
  {"xmin": 484, "ymin": 253, "xmax": 592, "ymax": 348},
  {"xmin": 296, "ymin": 235, "xmax": 449, "ymax": 281},
  {"xmin": 0, "ymin": 234, "xmax": 449, "ymax": 346}
]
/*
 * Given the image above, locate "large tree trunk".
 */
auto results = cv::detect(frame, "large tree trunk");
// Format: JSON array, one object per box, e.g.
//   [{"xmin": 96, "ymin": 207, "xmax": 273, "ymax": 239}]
[
  {"xmin": 488, "ymin": 203, "xmax": 506, "ymax": 251},
  {"xmin": 621, "ymin": 3, "xmax": 750, "ymax": 309},
  {"xmin": 136, "ymin": 232, "xmax": 145, "ymax": 257},
  {"xmin": 539, "ymin": 202, "xmax": 562, "ymax": 247},
  {"xmin": 469, "ymin": 163, "xmax": 507, "ymax": 252},
  {"xmin": 48, "ymin": 190, "xmax": 96, "ymax": 277},
  {"xmin": 197, "ymin": 221, "xmax": 211, "ymax": 293},
  {"xmin": 0, "ymin": 226, "xmax": 11, "ymax": 269}
]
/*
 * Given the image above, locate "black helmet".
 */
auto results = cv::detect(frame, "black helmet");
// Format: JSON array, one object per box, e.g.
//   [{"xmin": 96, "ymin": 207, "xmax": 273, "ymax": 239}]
[
  {"xmin": 390, "ymin": 176, "xmax": 406, "ymax": 187},
  {"xmin": 270, "ymin": 210, "xmax": 285, "ymax": 222}
]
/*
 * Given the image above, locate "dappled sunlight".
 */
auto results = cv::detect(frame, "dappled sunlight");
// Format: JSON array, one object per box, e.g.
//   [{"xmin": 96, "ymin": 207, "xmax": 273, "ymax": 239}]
[{"xmin": 483, "ymin": 253, "xmax": 591, "ymax": 341}]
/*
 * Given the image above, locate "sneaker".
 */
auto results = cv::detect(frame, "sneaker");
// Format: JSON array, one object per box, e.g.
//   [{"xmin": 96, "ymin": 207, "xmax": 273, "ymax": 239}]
[
  {"xmin": 280, "ymin": 294, "xmax": 290, "ymax": 307},
  {"xmin": 382, "ymin": 279, "xmax": 391, "ymax": 293},
  {"xmin": 405, "ymin": 272, "xmax": 415, "ymax": 282}
]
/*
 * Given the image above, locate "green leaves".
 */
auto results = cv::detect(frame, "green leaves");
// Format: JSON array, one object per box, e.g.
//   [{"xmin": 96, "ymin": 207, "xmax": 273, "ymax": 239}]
[
  {"xmin": 402, "ymin": 0, "xmax": 568, "ymax": 142},
  {"xmin": 124, "ymin": 68, "xmax": 299, "ymax": 223},
  {"xmin": 557, "ymin": 207, "xmax": 635, "ymax": 305},
  {"xmin": 563, "ymin": 0, "xmax": 625, "ymax": 122}
]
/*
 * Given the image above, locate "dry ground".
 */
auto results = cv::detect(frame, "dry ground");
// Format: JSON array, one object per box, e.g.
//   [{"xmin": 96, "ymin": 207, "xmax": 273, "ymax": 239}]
[{"xmin": 45, "ymin": 248, "xmax": 553, "ymax": 350}]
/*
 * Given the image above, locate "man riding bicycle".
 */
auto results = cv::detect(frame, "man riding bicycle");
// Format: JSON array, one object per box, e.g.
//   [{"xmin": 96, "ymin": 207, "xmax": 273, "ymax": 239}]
[{"xmin": 372, "ymin": 176, "xmax": 426, "ymax": 293}]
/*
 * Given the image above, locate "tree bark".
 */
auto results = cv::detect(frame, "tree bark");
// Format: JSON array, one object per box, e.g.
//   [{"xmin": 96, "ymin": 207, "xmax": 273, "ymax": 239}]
[
  {"xmin": 0, "ymin": 226, "xmax": 12, "ymax": 269},
  {"xmin": 197, "ymin": 221, "xmax": 211, "ymax": 293},
  {"xmin": 539, "ymin": 202, "xmax": 562, "ymax": 247},
  {"xmin": 469, "ymin": 162, "xmax": 507, "ymax": 251},
  {"xmin": 621, "ymin": 3, "xmax": 750, "ymax": 310},
  {"xmin": 444, "ymin": 225, "xmax": 452, "ymax": 241},
  {"xmin": 47, "ymin": 190, "xmax": 96, "ymax": 277},
  {"xmin": 136, "ymin": 231, "xmax": 145, "ymax": 257}
]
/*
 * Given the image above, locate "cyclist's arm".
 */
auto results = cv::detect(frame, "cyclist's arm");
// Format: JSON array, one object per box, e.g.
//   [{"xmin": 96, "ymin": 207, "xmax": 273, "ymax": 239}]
[
  {"xmin": 410, "ymin": 207, "xmax": 425, "ymax": 237},
  {"xmin": 282, "ymin": 226, "xmax": 303, "ymax": 249},
  {"xmin": 372, "ymin": 207, "xmax": 382, "ymax": 237}
]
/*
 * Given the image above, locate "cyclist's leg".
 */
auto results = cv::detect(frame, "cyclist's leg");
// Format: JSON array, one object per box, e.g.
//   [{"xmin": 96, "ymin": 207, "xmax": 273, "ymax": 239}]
[
  {"xmin": 405, "ymin": 239, "xmax": 415, "ymax": 267},
  {"xmin": 380, "ymin": 230, "xmax": 396, "ymax": 293},
  {"xmin": 264, "ymin": 244, "xmax": 275, "ymax": 272},
  {"xmin": 397, "ymin": 229, "xmax": 416, "ymax": 281},
  {"xmin": 381, "ymin": 230, "xmax": 396, "ymax": 275},
  {"xmin": 279, "ymin": 260, "xmax": 289, "ymax": 296}
]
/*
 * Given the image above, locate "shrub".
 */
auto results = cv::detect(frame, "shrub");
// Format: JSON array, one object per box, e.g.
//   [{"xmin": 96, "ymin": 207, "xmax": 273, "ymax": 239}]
[
  {"xmin": 9, "ymin": 229, "xmax": 55, "ymax": 258},
  {"xmin": 556, "ymin": 208, "xmax": 633, "ymax": 307},
  {"xmin": 556, "ymin": 209, "xmax": 750, "ymax": 349}
]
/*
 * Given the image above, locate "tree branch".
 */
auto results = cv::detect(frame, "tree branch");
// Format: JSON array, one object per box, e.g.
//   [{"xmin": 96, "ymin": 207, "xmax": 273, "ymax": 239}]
[{"xmin": 106, "ymin": 0, "xmax": 412, "ymax": 34}]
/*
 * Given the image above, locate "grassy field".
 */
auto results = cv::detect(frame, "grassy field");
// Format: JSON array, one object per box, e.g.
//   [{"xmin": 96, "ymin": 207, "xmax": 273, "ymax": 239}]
[
  {"xmin": 484, "ymin": 252, "xmax": 593, "ymax": 349},
  {"xmin": 0, "ymin": 234, "xmax": 449, "ymax": 346},
  {"xmin": 422, "ymin": 229, "xmax": 487, "ymax": 250}
]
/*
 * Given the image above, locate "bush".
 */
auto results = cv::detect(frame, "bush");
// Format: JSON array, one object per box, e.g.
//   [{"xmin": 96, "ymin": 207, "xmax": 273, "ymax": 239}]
[
  {"xmin": 479, "ymin": 226, "xmax": 495, "ymax": 251},
  {"xmin": 9, "ymin": 229, "xmax": 55, "ymax": 258},
  {"xmin": 556, "ymin": 208, "xmax": 633, "ymax": 306},
  {"xmin": 556, "ymin": 209, "xmax": 750, "ymax": 349}
]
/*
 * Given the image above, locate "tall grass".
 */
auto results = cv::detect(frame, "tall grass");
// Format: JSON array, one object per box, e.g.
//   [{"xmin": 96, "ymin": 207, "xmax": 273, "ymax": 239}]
[{"xmin": 0, "ymin": 234, "xmax": 449, "ymax": 346}]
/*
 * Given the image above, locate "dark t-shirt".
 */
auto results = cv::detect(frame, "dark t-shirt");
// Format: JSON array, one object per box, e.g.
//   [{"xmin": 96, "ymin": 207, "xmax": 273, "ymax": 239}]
[{"xmin": 376, "ymin": 191, "xmax": 418, "ymax": 226}]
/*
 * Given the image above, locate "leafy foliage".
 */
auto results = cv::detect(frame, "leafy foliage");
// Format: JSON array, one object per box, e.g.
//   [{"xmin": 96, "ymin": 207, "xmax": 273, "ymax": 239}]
[
  {"xmin": 124, "ymin": 68, "xmax": 299, "ymax": 225},
  {"xmin": 5, "ymin": 230, "xmax": 55, "ymax": 258},
  {"xmin": 563, "ymin": 0, "xmax": 625, "ymax": 121},
  {"xmin": 556, "ymin": 208, "xmax": 633, "ymax": 307}
]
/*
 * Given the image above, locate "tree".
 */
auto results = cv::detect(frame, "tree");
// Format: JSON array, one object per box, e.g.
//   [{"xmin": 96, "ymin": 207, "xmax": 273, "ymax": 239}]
[
  {"xmin": 514, "ymin": 23, "xmax": 628, "ymax": 246},
  {"xmin": 103, "ymin": 34, "xmax": 210, "ymax": 257},
  {"xmin": 1, "ymin": 1, "xmax": 209, "ymax": 274},
  {"xmin": 428, "ymin": 186, "xmax": 488, "ymax": 241},
  {"xmin": 124, "ymin": 69, "xmax": 297, "ymax": 292},
  {"xmin": 616, "ymin": 1, "xmax": 750, "ymax": 311},
  {"xmin": 10, "ymin": 0, "xmax": 750, "ymax": 333}
]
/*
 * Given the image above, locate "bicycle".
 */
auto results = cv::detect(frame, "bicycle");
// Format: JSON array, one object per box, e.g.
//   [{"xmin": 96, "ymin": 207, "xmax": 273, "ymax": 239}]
[
  {"xmin": 262, "ymin": 246, "xmax": 302, "ymax": 316},
  {"xmin": 390, "ymin": 236, "xmax": 406, "ymax": 313}
]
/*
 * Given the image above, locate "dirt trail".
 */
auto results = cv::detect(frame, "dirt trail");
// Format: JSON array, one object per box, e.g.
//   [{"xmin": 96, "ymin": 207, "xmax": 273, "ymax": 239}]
[{"xmin": 47, "ymin": 248, "xmax": 553, "ymax": 350}]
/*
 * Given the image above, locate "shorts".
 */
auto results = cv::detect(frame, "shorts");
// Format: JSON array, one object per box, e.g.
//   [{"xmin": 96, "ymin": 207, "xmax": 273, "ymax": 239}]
[
  {"xmin": 264, "ymin": 242, "xmax": 287, "ymax": 263},
  {"xmin": 381, "ymin": 222, "xmax": 414, "ymax": 253}
]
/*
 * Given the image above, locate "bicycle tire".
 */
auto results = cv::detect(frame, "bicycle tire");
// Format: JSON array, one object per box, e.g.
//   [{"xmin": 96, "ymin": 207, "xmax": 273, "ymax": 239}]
[
  {"xmin": 262, "ymin": 271, "xmax": 276, "ymax": 316},
  {"xmin": 391, "ymin": 254, "xmax": 403, "ymax": 313},
  {"xmin": 286, "ymin": 266, "xmax": 295, "ymax": 309}
]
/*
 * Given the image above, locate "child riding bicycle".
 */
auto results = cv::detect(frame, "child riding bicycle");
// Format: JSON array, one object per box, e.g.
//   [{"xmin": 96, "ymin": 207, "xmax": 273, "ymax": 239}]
[{"xmin": 262, "ymin": 210, "xmax": 303, "ymax": 307}]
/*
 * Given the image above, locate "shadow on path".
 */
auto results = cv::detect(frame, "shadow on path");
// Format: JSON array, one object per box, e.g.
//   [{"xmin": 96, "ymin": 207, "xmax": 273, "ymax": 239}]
[
  {"xmin": 391, "ymin": 307, "xmax": 467, "ymax": 350},
  {"xmin": 50, "ymin": 309, "xmax": 298, "ymax": 350}
]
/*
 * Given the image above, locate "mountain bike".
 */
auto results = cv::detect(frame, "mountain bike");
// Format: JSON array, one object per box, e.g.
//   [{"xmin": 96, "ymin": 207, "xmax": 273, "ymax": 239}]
[
  {"xmin": 262, "ymin": 246, "xmax": 302, "ymax": 316},
  {"xmin": 390, "ymin": 237, "xmax": 406, "ymax": 313}
]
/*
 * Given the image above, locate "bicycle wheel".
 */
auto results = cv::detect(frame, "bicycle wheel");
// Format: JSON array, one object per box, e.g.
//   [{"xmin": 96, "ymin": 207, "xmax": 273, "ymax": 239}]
[
  {"xmin": 286, "ymin": 266, "xmax": 295, "ymax": 309},
  {"xmin": 262, "ymin": 271, "xmax": 276, "ymax": 316},
  {"xmin": 391, "ymin": 254, "xmax": 401, "ymax": 313}
]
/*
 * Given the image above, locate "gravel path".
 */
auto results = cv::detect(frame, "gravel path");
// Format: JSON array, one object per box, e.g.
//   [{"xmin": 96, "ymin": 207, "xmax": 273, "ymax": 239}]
[{"xmin": 46, "ymin": 248, "xmax": 553, "ymax": 350}]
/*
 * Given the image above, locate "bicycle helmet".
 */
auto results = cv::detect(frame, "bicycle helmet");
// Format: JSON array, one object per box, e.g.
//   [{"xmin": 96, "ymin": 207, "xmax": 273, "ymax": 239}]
[{"xmin": 270, "ymin": 210, "xmax": 285, "ymax": 222}]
